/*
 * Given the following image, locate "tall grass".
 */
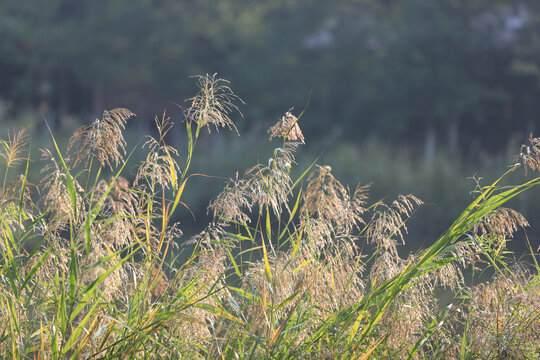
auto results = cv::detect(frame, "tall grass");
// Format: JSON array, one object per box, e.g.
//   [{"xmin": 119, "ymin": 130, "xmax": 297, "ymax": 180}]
[{"xmin": 0, "ymin": 75, "xmax": 538, "ymax": 359}]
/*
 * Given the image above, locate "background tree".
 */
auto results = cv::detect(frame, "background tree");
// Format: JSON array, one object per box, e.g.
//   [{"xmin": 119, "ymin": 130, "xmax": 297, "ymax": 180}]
[{"xmin": 0, "ymin": 0, "xmax": 539, "ymax": 152}]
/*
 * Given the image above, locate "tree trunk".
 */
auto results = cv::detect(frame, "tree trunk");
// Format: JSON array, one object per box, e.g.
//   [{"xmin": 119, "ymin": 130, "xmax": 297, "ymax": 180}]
[
  {"xmin": 58, "ymin": 70, "xmax": 69, "ymax": 128},
  {"xmin": 448, "ymin": 119, "xmax": 459, "ymax": 155},
  {"xmin": 424, "ymin": 126, "xmax": 436, "ymax": 165}
]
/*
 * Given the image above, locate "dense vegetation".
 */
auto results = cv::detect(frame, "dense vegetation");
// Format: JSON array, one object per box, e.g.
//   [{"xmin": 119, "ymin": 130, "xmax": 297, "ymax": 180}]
[
  {"xmin": 5, "ymin": 0, "xmax": 540, "ymax": 250},
  {"xmin": 2, "ymin": 0, "xmax": 540, "ymax": 151},
  {"xmin": 0, "ymin": 76, "xmax": 538, "ymax": 359}
]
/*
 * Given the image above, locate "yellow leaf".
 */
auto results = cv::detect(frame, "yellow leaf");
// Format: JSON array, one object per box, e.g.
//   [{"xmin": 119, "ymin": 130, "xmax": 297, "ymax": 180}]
[
  {"xmin": 171, "ymin": 178, "xmax": 188, "ymax": 215},
  {"xmin": 262, "ymin": 230, "xmax": 272, "ymax": 282},
  {"xmin": 293, "ymin": 258, "xmax": 313, "ymax": 273}
]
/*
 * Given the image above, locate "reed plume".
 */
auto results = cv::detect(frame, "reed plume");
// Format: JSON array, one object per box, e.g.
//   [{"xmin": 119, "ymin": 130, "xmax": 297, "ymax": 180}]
[
  {"xmin": 68, "ymin": 108, "xmax": 135, "ymax": 169},
  {"xmin": 186, "ymin": 74, "xmax": 243, "ymax": 134}
]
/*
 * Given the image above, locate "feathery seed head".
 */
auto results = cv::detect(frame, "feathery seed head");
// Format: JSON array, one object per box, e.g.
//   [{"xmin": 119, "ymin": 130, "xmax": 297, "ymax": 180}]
[
  {"xmin": 136, "ymin": 114, "xmax": 180, "ymax": 190},
  {"xmin": 514, "ymin": 133, "xmax": 540, "ymax": 173},
  {"xmin": 0, "ymin": 126, "xmax": 30, "ymax": 169},
  {"xmin": 472, "ymin": 207, "xmax": 529, "ymax": 255},
  {"xmin": 209, "ymin": 143, "xmax": 298, "ymax": 224},
  {"xmin": 1, "ymin": 174, "xmax": 35, "ymax": 210},
  {"xmin": 366, "ymin": 194, "xmax": 423, "ymax": 256},
  {"xmin": 208, "ymin": 172, "xmax": 253, "ymax": 224},
  {"xmin": 464, "ymin": 266, "xmax": 540, "ymax": 358},
  {"xmin": 68, "ymin": 108, "xmax": 135, "ymax": 169},
  {"xmin": 40, "ymin": 148, "xmax": 84, "ymax": 230},
  {"xmin": 186, "ymin": 74, "xmax": 243, "ymax": 134},
  {"xmin": 302, "ymin": 165, "xmax": 368, "ymax": 235},
  {"xmin": 268, "ymin": 111, "xmax": 305, "ymax": 144}
]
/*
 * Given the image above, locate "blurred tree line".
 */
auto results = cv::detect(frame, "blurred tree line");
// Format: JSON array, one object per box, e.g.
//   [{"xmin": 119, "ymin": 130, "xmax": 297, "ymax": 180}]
[{"xmin": 1, "ymin": 0, "xmax": 540, "ymax": 154}]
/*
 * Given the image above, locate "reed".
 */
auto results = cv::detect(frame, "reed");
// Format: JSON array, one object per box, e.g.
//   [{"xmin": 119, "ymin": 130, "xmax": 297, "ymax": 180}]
[{"xmin": 0, "ymin": 76, "xmax": 538, "ymax": 359}]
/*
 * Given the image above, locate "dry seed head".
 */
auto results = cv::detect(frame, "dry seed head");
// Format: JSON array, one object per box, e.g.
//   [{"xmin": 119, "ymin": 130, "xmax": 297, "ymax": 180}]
[
  {"xmin": 94, "ymin": 176, "xmax": 138, "ymax": 216},
  {"xmin": 303, "ymin": 217, "xmax": 335, "ymax": 251},
  {"xmin": 186, "ymin": 74, "xmax": 243, "ymax": 133},
  {"xmin": 40, "ymin": 148, "xmax": 84, "ymax": 229},
  {"xmin": 109, "ymin": 176, "xmax": 137, "ymax": 215},
  {"xmin": 473, "ymin": 208, "xmax": 529, "ymax": 241},
  {"xmin": 366, "ymin": 194, "xmax": 423, "ymax": 256},
  {"xmin": 125, "ymin": 264, "xmax": 170, "ymax": 300},
  {"xmin": 464, "ymin": 265, "xmax": 540, "ymax": 358},
  {"xmin": 99, "ymin": 217, "xmax": 132, "ymax": 250},
  {"xmin": 245, "ymin": 145, "xmax": 296, "ymax": 216},
  {"xmin": 187, "ymin": 222, "xmax": 226, "ymax": 248},
  {"xmin": 370, "ymin": 252, "xmax": 444, "ymax": 354},
  {"xmin": 268, "ymin": 111, "xmax": 305, "ymax": 144},
  {"xmin": 1, "ymin": 174, "xmax": 35, "ymax": 210},
  {"xmin": 24, "ymin": 234, "xmax": 69, "ymax": 296},
  {"xmin": 433, "ymin": 259, "xmax": 463, "ymax": 290},
  {"xmin": 408, "ymin": 252, "xmax": 464, "ymax": 293},
  {"xmin": 68, "ymin": 108, "xmax": 134, "ymax": 169},
  {"xmin": 79, "ymin": 244, "xmax": 126, "ymax": 301},
  {"xmin": 154, "ymin": 110, "xmax": 175, "ymax": 142},
  {"xmin": 450, "ymin": 240, "xmax": 483, "ymax": 270},
  {"xmin": 0, "ymin": 175, "xmax": 36, "ymax": 252},
  {"xmin": 209, "ymin": 143, "xmax": 298, "ymax": 224},
  {"xmin": 242, "ymin": 248, "xmax": 365, "ymax": 340},
  {"xmin": 136, "ymin": 149, "xmax": 179, "ymax": 190},
  {"xmin": 301, "ymin": 165, "xmax": 368, "ymax": 235},
  {"xmin": 514, "ymin": 133, "xmax": 540, "ymax": 173},
  {"xmin": 382, "ymin": 283, "xmax": 437, "ymax": 353},
  {"xmin": 0, "ymin": 126, "xmax": 30, "ymax": 169},
  {"xmin": 208, "ymin": 172, "xmax": 253, "ymax": 224},
  {"xmin": 370, "ymin": 251, "xmax": 405, "ymax": 286},
  {"xmin": 136, "ymin": 115, "xmax": 180, "ymax": 190}
]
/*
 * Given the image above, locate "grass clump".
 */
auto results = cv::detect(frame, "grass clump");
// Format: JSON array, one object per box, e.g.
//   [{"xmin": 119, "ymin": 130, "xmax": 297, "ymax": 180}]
[{"xmin": 0, "ymin": 76, "xmax": 539, "ymax": 359}]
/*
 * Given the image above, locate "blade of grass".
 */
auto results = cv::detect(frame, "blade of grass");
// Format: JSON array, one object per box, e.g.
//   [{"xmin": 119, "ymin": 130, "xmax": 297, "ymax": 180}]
[
  {"xmin": 279, "ymin": 188, "xmax": 302, "ymax": 241},
  {"xmin": 227, "ymin": 248, "xmax": 242, "ymax": 278},
  {"xmin": 45, "ymin": 119, "xmax": 79, "ymax": 221},
  {"xmin": 194, "ymin": 303, "xmax": 246, "ymax": 325},
  {"xmin": 17, "ymin": 147, "xmax": 31, "ymax": 213},
  {"xmin": 261, "ymin": 228, "xmax": 272, "ymax": 283}
]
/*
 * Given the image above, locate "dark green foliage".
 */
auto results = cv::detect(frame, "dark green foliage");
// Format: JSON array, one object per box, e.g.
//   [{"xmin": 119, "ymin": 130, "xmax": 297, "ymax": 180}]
[{"xmin": 2, "ymin": 1, "xmax": 540, "ymax": 153}]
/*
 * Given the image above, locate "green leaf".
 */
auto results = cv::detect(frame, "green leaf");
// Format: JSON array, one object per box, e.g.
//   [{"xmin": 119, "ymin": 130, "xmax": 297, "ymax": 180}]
[
  {"xmin": 69, "ymin": 244, "xmax": 78, "ymax": 305},
  {"xmin": 287, "ymin": 157, "xmax": 318, "ymax": 197},
  {"xmin": 21, "ymin": 237, "xmax": 50, "ymax": 291},
  {"xmin": 276, "ymin": 291, "xmax": 300, "ymax": 311},
  {"xmin": 18, "ymin": 147, "xmax": 31, "ymax": 212},
  {"xmin": 70, "ymin": 245, "xmax": 138, "ymax": 322},
  {"xmin": 45, "ymin": 120, "xmax": 79, "ymax": 221},
  {"xmin": 227, "ymin": 248, "xmax": 242, "ymax": 278},
  {"xmin": 228, "ymin": 286, "xmax": 262, "ymax": 304},
  {"xmin": 405, "ymin": 304, "xmax": 452, "ymax": 360},
  {"xmin": 279, "ymin": 188, "xmax": 302, "ymax": 241},
  {"xmin": 194, "ymin": 303, "xmax": 246, "ymax": 325},
  {"xmin": 262, "ymin": 228, "xmax": 272, "ymax": 283},
  {"xmin": 62, "ymin": 301, "xmax": 100, "ymax": 356},
  {"xmin": 265, "ymin": 204, "xmax": 272, "ymax": 244},
  {"xmin": 347, "ymin": 309, "xmax": 368, "ymax": 345}
]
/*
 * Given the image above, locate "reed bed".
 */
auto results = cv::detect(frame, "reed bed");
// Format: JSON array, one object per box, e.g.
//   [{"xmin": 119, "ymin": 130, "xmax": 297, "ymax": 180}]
[{"xmin": 0, "ymin": 75, "xmax": 538, "ymax": 359}]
